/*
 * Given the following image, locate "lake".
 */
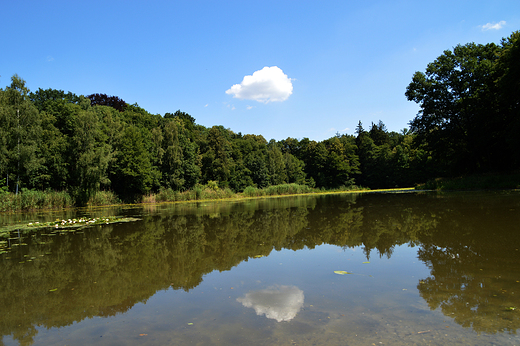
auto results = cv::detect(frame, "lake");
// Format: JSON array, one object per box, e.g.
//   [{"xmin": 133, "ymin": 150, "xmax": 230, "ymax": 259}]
[{"xmin": 1, "ymin": 190, "xmax": 520, "ymax": 345}]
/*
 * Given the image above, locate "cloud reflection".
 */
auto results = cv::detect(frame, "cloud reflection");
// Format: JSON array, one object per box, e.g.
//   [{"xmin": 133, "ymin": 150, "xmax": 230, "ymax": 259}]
[{"xmin": 237, "ymin": 285, "xmax": 304, "ymax": 322}]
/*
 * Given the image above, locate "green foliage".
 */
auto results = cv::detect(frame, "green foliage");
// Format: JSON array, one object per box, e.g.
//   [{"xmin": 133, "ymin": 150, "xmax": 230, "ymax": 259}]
[
  {"xmin": 111, "ymin": 125, "xmax": 158, "ymax": 201},
  {"xmin": 0, "ymin": 75, "xmax": 45, "ymax": 191},
  {"xmin": 69, "ymin": 109, "xmax": 113, "ymax": 204},
  {"xmin": 406, "ymin": 31, "xmax": 520, "ymax": 174}
]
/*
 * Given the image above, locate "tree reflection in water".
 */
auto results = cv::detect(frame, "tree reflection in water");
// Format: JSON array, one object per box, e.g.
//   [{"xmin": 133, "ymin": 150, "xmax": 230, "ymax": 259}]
[{"xmin": 1, "ymin": 191, "xmax": 520, "ymax": 344}]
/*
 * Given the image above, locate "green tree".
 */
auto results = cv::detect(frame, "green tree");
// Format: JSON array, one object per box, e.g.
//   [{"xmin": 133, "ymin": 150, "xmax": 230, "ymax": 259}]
[
  {"xmin": 201, "ymin": 126, "xmax": 234, "ymax": 187},
  {"xmin": 162, "ymin": 117, "xmax": 201, "ymax": 190},
  {"xmin": 267, "ymin": 140, "xmax": 287, "ymax": 185},
  {"xmin": 405, "ymin": 40, "xmax": 501, "ymax": 174},
  {"xmin": 495, "ymin": 31, "xmax": 520, "ymax": 169},
  {"xmin": 111, "ymin": 125, "xmax": 158, "ymax": 200},
  {"xmin": 302, "ymin": 140, "xmax": 328, "ymax": 187},
  {"xmin": 69, "ymin": 109, "xmax": 113, "ymax": 204},
  {"xmin": 368, "ymin": 120, "xmax": 390, "ymax": 146},
  {"xmin": 0, "ymin": 75, "xmax": 44, "ymax": 191},
  {"xmin": 284, "ymin": 153, "xmax": 306, "ymax": 185}
]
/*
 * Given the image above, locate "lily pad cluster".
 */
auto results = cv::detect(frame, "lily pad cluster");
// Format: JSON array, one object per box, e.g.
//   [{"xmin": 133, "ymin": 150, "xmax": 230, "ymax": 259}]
[{"xmin": 27, "ymin": 217, "xmax": 117, "ymax": 230}]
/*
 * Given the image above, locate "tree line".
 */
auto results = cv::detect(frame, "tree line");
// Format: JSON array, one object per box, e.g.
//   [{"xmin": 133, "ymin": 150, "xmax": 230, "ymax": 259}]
[
  {"xmin": 1, "ymin": 31, "xmax": 518, "ymax": 204},
  {"xmin": 0, "ymin": 78, "xmax": 426, "ymax": 204}
]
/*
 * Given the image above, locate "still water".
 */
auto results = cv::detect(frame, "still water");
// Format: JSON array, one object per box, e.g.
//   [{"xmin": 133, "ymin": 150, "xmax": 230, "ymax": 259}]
[{"xmin": 1, "ymin": 191, "xmax": 520, "ymax": 345}]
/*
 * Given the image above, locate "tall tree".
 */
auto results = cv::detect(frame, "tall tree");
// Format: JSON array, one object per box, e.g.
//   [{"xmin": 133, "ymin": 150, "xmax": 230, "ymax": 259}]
[
  {"xmin": 405, "ymin": 40, "xmax": 502, "ymax": 173},
  {"xmin": 495, "ymin": 31, "xmax": 520, "ymax": 169},
  {"xmin": 69, "ymin": 108, "xmax": 113, "ymax": 204},
  {"xmin": 111, "ymin": 125, "xmax": 158, "ymax": 200},
  {"xmin": 267, "ymin": 140, "xmax": 287, "ymax": 185},
  {"xmin": 161, "ymin": 117, "xmax": 200, "ymax": 190},
  {"xmin": 0, "ymin": 75, "xmax": 44, "ymax": 191},
  {"xmin": 201, "ymin": 126, "xmax": 233, "ymax": 187}
]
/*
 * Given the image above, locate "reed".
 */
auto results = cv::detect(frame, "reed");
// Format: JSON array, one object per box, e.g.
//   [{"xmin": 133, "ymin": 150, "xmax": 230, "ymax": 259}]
[
  {"xmin": 87, "ymin": 191, "xmax": 120, "ymax": 206},
  {"xmin": 0, "ymin": 189, "xmax": 74, "ymax": 212}
]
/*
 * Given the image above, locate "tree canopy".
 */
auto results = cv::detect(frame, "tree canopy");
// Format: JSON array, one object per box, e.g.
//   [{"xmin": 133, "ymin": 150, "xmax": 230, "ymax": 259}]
[{"xmin": 406, "ymin": 31, "xmax": 520, "ymax": 174}]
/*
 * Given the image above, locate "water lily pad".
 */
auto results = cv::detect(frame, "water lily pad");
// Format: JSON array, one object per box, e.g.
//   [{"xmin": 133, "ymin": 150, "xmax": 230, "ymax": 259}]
[{"xmin": 334, "ymin": 271, "xmax": 352, "ymax": 275}]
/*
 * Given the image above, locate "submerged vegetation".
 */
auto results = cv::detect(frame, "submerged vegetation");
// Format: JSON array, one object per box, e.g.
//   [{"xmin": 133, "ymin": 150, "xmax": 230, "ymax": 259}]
[{"xmin": 1, "ymin": 31, "xmax": 518, "ymax": 211}]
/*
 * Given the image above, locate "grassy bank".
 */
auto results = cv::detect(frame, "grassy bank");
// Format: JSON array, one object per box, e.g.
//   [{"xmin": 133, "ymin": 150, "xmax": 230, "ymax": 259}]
[
  {"xmin": 143, "ymin": 183, "xmax": 367, "ymax": 204},
  {"xmin": 0, "ymin": 183, "xmax": 367, "ymax": 213},
  {"xmin": 3, "ymin": 180, "xmax": 461, "ymax": 213},
  {"xmin": 416, "ymin": 171, "xmax": 520, "ymax": 190}
]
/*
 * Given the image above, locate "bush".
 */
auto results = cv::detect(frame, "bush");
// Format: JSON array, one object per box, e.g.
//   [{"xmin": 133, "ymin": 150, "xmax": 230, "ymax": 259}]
[{"xmin": 243, "ymin": 186, "xmax": 261, "ymax": 197}]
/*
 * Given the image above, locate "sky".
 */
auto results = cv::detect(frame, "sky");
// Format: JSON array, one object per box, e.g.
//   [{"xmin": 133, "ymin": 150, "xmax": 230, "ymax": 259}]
[{"xmin": 2, "ymin": 0, "xmax": 519, "ymax": 142}]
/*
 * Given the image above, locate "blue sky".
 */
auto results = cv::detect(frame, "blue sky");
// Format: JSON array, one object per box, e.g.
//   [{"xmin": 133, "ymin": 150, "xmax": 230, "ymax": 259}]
[{"xmin": 2, "ymin": 1, "xmax": 519, "ymax": 141}]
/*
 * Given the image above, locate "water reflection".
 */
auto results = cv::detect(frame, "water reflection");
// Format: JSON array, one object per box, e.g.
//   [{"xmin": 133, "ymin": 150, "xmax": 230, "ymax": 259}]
[
  {"xmin": 1, "ymin": 191, "xmax": 520, "ymax": 345},
  {"xmin": 237, "ymin": 285, "xmax": 304, "ymax": 322}
]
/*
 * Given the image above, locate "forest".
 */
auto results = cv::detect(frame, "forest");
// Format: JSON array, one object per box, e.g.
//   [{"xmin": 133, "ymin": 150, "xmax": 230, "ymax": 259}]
[{"xmin": 0, "ymin": 31, "xmax": 518, "ymax": 205}]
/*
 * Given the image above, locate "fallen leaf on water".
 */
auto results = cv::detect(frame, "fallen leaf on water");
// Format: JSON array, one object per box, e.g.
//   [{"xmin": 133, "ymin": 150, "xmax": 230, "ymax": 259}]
[
  {"xmin": 362, "ymin": 262, "xmax": 370, "ymax": 264},
  {"xmin": 187, "ymin": 323, "xmax": 194, "ymax": 325},
  {"xmin": 139, "ymin": 334, "xmax": 148, "ymax": 336},
  {"xmin": 334, "ymin": 271, "xmax": 352, "ymax": 275},
  {"xmin": 49, "ymin": 288, "xmax": 58, "ymax": 292}
]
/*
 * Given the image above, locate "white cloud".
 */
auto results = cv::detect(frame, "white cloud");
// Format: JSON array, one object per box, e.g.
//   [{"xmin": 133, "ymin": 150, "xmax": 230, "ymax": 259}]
[
  {"xmin": 204, "ymin": 104, "xmax": 208, "ymax": 107},
  {"xmin": 246, "ymin": 105, "xmax": 253, "ymax": 110},
  {"xmin": 226, "ymin": 66, "xmax": 293, "ymax": 103},
  {"xmin": 480, "ymin": 21, "xmax": 506, "ymax": 31},
  {"xmin": 46, "ymin": 55, "xmax": 54, "ymax": 62},
  {"xmin": 237, "ymin": 285, "xmax": 304, "ymax": 322}
]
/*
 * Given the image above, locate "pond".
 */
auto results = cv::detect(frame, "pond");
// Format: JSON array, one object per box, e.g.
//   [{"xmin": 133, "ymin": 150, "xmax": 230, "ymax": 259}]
[{"xmin": 1, "ymin": 190, "xmax": 520, "ymax": 345}]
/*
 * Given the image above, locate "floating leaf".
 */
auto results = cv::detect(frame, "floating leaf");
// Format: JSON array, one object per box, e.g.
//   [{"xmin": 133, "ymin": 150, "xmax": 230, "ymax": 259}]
[
  {"xmin": 362, "ymin": 261, "xmax": 370, "ymax": 264},
  {"xmin": 334, "ymin": 271, "xmax": 352, "ymax": 275},
  {"xmin": 187, "ymin": 323, "xmax": 194, "ymax": 325},
  {"xmin": 49, "ymin": 288, "xmax": 58, "ymax": 292}
]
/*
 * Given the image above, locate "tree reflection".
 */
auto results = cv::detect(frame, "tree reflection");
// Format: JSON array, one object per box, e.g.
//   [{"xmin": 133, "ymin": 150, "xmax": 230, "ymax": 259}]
[
  {"xmin": 1, "ymin": 191, "xmax": 520, "ymax": 344},
  {"xmin": 416, "ymin": 192, "xmax": 520, "ymax": 334}
]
